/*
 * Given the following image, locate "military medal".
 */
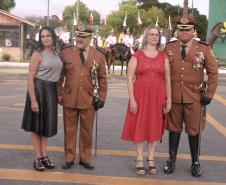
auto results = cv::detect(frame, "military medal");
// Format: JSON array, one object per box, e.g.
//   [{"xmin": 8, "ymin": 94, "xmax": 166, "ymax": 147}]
[{"xmin": 193, "ymin": 52, "xmax": 204, "ymax": 70}]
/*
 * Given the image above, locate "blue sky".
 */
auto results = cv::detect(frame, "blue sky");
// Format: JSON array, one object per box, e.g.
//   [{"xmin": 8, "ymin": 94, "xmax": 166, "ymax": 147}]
[{"xmin": 11, "ymin": 0, "xmax": 209, "ymax": 18}]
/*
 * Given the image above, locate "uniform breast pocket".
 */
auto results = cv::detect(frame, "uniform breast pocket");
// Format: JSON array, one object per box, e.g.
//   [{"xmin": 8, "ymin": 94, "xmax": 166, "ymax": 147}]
[{"xmin": 65, "ymin": 62, "xmax": 74, "ymax": 75}]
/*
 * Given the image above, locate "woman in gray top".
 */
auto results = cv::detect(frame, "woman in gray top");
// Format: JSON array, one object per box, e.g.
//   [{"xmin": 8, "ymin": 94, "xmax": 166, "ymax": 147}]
[{"xmin": 22, "ymin": 26, "xmax": 63, "ymax": 171}]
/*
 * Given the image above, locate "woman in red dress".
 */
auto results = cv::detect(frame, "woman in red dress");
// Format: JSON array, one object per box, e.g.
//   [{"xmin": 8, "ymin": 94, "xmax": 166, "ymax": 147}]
[{"xmin": 121, "ymin": 26, "xmax": 171, "ymax": 175}]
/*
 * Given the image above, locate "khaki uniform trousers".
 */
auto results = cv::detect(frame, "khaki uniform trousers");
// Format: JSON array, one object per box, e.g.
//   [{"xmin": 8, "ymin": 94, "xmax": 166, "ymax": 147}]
[
  {"xmin": 167, "ymin": 102, "xmax": 205, "ymax": 136},
  {"xmin": 63, "ymin": 107, "xmax": 95, "ymax": 163}
]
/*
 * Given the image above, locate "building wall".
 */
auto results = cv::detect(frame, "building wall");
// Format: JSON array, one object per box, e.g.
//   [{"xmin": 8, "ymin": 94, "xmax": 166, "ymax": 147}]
[
  {"xmin": 0, "ymin": 13, "xmax": 21, "ymax": 24},
  {"xmin": 0, "ymin": 47, "xmax": 21, "ymax": 61}
]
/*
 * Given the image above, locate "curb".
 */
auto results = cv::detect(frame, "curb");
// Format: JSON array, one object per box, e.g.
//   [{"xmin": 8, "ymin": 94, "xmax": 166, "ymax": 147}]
[{"xmin": 1, "ymin": 62, "xmax": 226, "ymax": 74}]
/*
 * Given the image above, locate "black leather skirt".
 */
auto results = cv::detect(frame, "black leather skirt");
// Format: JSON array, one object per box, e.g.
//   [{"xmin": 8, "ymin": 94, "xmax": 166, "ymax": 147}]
[{"xmin": 21, "ymin": 78, "xmax": 58, "ymax": 137}]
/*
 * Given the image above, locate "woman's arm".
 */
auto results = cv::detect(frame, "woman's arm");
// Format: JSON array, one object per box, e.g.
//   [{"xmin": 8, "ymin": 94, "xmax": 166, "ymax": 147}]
[
  {"xmin": 27, "ymin": 51, "xmax": 41, "ymax": 113},
  {"xmin": 164, "ymin": 57, "xmax": 171, "ymax": 113},
  {"xmin": 127, "ymin": 56, "xmax": 137, "ymax": 113}
]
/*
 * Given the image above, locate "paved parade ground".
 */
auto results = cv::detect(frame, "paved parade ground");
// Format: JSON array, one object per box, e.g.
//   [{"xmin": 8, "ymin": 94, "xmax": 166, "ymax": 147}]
[{"xmin": 0, "ymin": 66, "xmax": 226, "ymax": 185}]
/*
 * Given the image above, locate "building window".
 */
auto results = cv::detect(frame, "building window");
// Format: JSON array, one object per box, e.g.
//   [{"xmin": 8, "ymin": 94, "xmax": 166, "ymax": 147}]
[{"xmin": 0, "ymin": 26, "xmax": 20, "ymax": 47}]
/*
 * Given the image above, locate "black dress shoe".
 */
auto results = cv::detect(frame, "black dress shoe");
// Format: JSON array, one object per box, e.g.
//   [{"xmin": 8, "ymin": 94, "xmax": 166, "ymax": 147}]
[
  {"xmin": 79, "ymin": 161, "xmax": 94, "ymax": 170},
  {"xmin": 164, "ymin": 159, "xmax": 176, "ymax": 174},
  {"xmin": 62, "ymin": 162, "xmax": 74, "ymax": 169},
  {"xmin": 191, "ymin": 162, "xmax": 202, "ymax": 177}
]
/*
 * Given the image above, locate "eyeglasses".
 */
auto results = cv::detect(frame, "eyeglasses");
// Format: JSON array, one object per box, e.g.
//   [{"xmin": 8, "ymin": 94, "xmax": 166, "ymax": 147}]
[{"xmin": 148, "ymin": 33, "xmax": 159, "ymax": 37}]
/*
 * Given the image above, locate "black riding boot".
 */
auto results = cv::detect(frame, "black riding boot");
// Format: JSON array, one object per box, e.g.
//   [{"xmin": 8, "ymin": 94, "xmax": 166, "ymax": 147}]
[
  {"xmin": 164, "ymin": 131, "xmax": 181, "ymax": 174},
  {"xmin": 188, "ymin": 134, "xmax": 202, "ymax": 177}
]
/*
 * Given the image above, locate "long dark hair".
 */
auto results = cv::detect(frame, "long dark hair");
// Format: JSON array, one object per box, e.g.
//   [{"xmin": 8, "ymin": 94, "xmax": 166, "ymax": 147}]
[{"xmin": 37, "ymin": 26, "xmax": 57, "ymax": 53}]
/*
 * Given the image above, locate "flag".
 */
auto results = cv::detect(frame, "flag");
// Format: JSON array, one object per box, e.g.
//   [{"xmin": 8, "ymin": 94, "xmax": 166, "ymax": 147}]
[
  {"xmin": 59, "ymin": 12, "xmax": 63, "ymax": 21},
  {"xmin": 155, "ymin": 16, "xmax": 159, "ymax": 27},
  {"xmin": 136, "ymin": 11, "xmax": 142, "ymax": 26},
  {"xmin": 89, "ymin": 12, "xmax": 94, "ymax": 25},
  {"xmin": 168, "ymin": 15, "xmax": 172, "ymax": 31},
  {"xmin": 101, "ymin": 18, "xmax": 107, "ymax": 27},
  {"xmin": 123, "ymin": 13, "xmax": 127, "ymax": 27},
  {"xmin": 103, "ymin": 18, "xmax": 107, "ymax": 26},
  {"xmin": 73, "ymin": 13, "xmax": 77, "ymax": 26}
]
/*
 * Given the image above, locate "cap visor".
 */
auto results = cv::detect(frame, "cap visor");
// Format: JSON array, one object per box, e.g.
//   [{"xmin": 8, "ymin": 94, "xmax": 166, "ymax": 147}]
[{"xmin": 177, "ymin": 25, "xmax": 194, "ymax": 30}]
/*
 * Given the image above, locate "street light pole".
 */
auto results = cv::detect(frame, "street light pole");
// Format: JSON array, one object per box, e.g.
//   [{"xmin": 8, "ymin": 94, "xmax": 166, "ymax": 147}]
[{"xmin": 47, "ymin": 0, "xmax": 50, "ymax": 26}]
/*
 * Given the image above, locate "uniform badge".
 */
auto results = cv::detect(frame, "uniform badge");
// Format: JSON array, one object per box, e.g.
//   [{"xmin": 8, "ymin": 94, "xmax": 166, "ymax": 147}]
[
  {"xmin": 193, "ymin": 52, "xmax": 205, "ymax": 70},
  {"xmin": 78, "ymin": 24, "xmax": 86, "ymax": 32}
]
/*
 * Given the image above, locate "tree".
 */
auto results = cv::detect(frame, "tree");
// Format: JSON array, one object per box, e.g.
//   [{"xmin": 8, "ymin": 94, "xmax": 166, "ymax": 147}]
[
  {"xmin": 0, "ymin": 0, "xmax": 15, "ymax": 11},
  {"xmin": 136, "ymin": 0, "xmax": 208, "ymax": 40},
  {"xmin": 62, "ymin": 1, "xmax": 101, "ymax": 31},
  {"xmin": 101, "ymin": 1, "xmax": 167, "ymax": 38}
]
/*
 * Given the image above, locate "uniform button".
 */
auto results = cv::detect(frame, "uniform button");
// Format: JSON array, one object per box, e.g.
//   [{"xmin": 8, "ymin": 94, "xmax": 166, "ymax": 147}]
[
  {"xmin": 181, "ymin": 67, "xmax": 184, "ymax": 70},
  {"xmin": 181, "ymin": 82, "xmax": 184, "ymax": 84},
  {"xmin": 181, "ymin": 74, "xmax": 184, "ymax": 77}
]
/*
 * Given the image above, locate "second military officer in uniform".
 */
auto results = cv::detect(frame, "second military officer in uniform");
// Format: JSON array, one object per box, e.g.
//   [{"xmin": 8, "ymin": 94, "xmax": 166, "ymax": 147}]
[
  {"xmin": 164, "ymin": 17, "xmax": 218, "ymax": 177},
  {"xmin": 57, "ymin": 24, "xmax": 107, "ymax": 170}
]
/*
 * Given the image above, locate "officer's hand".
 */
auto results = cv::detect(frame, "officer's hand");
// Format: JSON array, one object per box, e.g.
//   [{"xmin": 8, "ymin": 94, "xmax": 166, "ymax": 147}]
[
  {"xmin": 201, "ymin": 95, "xmax": 212, "ymax": 106},
  {"xmin": 93, "ymin": 98, "xmax": 105, "ymax": 111},
  {"xmin": 58, "ymin": 95, "xmax": 63, "ymax": 105}
]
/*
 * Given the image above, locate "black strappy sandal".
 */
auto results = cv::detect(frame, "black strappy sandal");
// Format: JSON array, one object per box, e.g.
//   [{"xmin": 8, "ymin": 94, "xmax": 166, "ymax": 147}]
[
  {"xmin": 135, "ymin": 159, "xmax": 145, "ymax": 175},
  {"xmin": 147, "ymin": 159, "xmax": 157, "ymax": 175},
  {"xmin": 33, "ymin": 158, "xmax": 45, "ymax": 171},
  {"xmin": 41, "ymin": 156, "xmax": 55, "ymax": 169}
]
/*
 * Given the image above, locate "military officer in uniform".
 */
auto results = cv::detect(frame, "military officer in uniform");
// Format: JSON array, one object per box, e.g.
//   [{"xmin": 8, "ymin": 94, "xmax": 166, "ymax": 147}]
[
  {"xmin": 57, "ymin": 24, "xmax": 107, "ymax": 170},
  {"xmin": 164, "ymin": 17, "xmax": 218, "ymax": 177}
]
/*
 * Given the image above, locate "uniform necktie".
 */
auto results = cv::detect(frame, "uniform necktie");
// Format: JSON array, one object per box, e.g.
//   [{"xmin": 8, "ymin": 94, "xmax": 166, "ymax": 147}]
[
  {"xmin": 181, "ymin": 45, "xmax": 187, "ymax": 59},
  {"xmin": 79, "ymin": 48, "xmax": 85, "ymax": 63}
]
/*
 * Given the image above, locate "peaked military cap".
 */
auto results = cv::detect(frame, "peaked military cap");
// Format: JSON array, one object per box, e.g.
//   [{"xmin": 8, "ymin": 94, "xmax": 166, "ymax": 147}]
[
  {"xmin": 176, "ymin": 17, "xmax": 196, "ymax": 30},
  {"xmin": 75, "ymin": 24, "xmax": 94, "ymax": 37}
]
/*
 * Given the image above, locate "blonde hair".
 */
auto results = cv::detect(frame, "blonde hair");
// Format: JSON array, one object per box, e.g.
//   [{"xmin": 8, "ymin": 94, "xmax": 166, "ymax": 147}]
[{"xmin": 140, "ymin": 25, "xmax": 161, "ymax": 50}]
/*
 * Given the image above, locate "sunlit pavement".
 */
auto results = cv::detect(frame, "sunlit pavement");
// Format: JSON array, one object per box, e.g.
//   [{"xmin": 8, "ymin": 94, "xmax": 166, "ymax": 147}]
[{"xmin": 0, "ymin": 68, "xmax": 226, "ymax": 185}]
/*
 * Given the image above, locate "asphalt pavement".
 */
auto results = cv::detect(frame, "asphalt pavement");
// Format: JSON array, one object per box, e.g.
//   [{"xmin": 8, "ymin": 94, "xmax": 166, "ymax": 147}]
[{"xmin": 0, "ymin": 66, "xmax": 226, "ymax": 185}]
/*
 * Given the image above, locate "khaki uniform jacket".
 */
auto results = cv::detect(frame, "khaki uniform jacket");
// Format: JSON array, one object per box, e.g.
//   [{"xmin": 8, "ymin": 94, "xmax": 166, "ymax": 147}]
[
  {"xmin": 165, "ymin": 39, "xmax": 218, "ymax": 103},
  {"xmin": 57, "ymin": 46, "xmax": 107, "ymax": 109}
]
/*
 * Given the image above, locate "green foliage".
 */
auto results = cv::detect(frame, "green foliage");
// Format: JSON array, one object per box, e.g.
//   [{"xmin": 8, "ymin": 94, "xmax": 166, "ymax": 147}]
[
  {"xmin": 103, "ymin": 1, "xmax": 167, "ymax": 37},
  {"xmin": 62, "ymin": 1, "xmax": 101, "ymax": 31},
  {"xmin": 2, "ymin": 53, "xmax": 11, "ymax": 61},
  {"xmin": 193, "ymin": 9, "xmax": 208, "ymax": 41},
  {"xmin": 0, "ymin": 0, "xmax": 15, "ymax": 11},
  {"xmin": 136, "ymin": 0, "xmax": 208, "ymax": 40},
  {"xmin": 49, "ymin": 20, "xmax": 63, "ymax": 29}
]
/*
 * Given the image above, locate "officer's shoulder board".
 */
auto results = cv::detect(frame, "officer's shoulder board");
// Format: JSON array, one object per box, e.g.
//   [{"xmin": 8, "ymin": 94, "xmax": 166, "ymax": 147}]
[
  {"xmin": 61, "ymin": 42, "xmax": 72, "ymax": 50},
  {"xmin": 166, "ymin": 39, "xmax": 177, "ymax": 45},
  {"xmin": 197, "ymin": 40, "xmax": 209, "ymax": 46}
]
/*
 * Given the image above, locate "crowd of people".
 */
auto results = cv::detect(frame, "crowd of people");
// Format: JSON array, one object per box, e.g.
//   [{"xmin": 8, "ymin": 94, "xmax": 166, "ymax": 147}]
[{"xmin": 21, "ymin": 15, "xmax": 218, "ymax": 179}]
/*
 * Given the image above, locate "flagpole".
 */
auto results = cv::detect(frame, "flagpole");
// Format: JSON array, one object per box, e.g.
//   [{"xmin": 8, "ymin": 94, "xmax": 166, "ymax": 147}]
[
  {"xmin": 47, "ymin": 0, "xmax": 50, "ymax": 26},
  {"xmin": 71, "ymin": 0, "xmax": 80, "ymax": 45},
  {"xmin": 76, "ymin": 0, "xmax": 80, "ymax": 23}
]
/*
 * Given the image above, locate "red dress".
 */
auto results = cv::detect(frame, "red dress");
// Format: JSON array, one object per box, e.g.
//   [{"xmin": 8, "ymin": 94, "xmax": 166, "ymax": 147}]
[{"xmin": 121, "ymin": 50, "xmax": 167, "ymax": 143}]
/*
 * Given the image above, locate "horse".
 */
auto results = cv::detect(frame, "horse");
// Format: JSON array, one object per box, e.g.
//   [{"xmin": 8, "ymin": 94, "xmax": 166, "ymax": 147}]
[
  {"xmin": 207, "ymin": 22, "xmax": 226, "ymax": 48},
  {"xmin": 23, "ymin": 39, "xmax": 38, "ymax": 60},
  {"xmin": 23, "ymin": 38, "xmax": 65, "ymax": 60},
  {"xmin": 105, "ymin": 46, "xmax": 116, "ymax": 75},
  {"xmin": 93, "ymin": 38, "xmax": 138, "ymax": 75},
  {"xmin": 111, "ymin": 43, "xmax": 132, "ymax": 75}
]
